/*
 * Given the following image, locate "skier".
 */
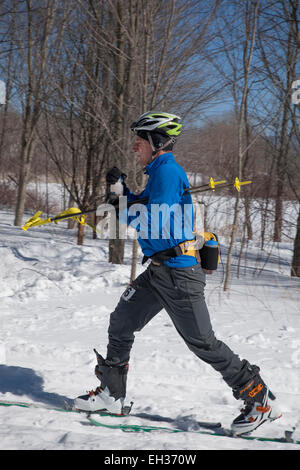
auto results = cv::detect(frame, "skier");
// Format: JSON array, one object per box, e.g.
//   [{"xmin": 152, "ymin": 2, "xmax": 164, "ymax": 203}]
[{"xmin": 75, "ymin": 111, "xmax": 281, "ymax": 434}]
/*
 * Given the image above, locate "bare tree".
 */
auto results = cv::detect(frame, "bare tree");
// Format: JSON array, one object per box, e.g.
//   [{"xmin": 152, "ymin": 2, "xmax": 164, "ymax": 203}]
[
  {"xmin": 283, "ymin": 0, "xmax": 300, "ymax": 277},
  {"xmin": 220, "ymin": 0, "xmax": 260, "ymax": 291},
  {"xmin": 257, "ymin": 0, "xmax": 299, "ymax": 242},
  {"xmin": 13, "ymin": 0, "xmax": 66, "ymax": 226},
  {"xmin": 0, "ymin": 0, "xmax": 17, "ymax": 171}
]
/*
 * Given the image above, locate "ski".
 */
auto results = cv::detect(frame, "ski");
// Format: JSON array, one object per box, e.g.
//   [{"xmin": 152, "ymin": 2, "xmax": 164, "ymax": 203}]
[
  {"xmin": 130, "ymin": 411, "xmax": 221, "ymax": 430},
  {"xmin": 88, "ymin": 415, "xmax": 299, "ymax": 445},
  {"xmin": 0, "ymin": 399, "xmax": 75, "ymax": 413},
  {"xmin": 0, "ymin": 399, "xmax": 298, "ymax": 445},
  {"xmin": 0, "ymin": 399, "xmax": 220, "ymax": 430}
]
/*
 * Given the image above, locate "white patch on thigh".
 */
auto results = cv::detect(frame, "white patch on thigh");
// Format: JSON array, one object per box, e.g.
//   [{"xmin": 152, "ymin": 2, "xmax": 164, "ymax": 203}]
[{"xmin": 121, "ymin": 285, "xmax": 136, "ymax": 301}]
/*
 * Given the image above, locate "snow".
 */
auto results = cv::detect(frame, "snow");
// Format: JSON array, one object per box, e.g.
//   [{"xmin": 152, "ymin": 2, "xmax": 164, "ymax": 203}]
[{"xmin": 0, "ymin": 205, "xmax": 300, "ymax": 451}]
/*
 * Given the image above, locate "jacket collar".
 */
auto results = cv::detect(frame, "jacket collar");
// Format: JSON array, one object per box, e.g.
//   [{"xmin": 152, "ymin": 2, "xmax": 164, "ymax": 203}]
[{"xmin": 145, "ymin": 152, "xmax": 174, "ymax": 175}]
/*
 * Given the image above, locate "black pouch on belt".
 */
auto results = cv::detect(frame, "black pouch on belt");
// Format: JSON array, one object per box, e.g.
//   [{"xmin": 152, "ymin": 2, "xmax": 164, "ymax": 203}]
[{"xmin": 199, "ymin": 233, "xmax": 220, "ymax": 271}]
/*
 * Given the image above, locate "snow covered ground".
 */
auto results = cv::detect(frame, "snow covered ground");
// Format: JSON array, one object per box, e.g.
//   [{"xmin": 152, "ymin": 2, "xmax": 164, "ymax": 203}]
[{"xmin": 0, "ymin": 207, "xmax": 300, "ymax": 450}]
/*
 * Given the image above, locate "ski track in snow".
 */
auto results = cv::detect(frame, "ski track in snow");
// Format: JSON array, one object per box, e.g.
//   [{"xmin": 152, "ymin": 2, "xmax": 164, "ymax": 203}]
[{"xmin": 0, "ymin": 208, "xmax": 300, "ymax": 450}]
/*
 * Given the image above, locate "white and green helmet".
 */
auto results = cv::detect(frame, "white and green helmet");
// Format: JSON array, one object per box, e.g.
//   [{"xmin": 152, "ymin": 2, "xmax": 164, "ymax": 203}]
[{"xmin": 130, "ymin": 111, "xmax": 182, "ymax": 137}]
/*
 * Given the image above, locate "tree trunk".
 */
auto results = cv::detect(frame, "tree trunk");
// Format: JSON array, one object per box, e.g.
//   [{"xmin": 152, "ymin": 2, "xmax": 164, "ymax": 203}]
[
  {"xmin": 223, "ymin": 193, "xmax": 240, "ymax": 290},
  {"xmin": 108, "ymin": 0, "xmax": 126, "ymax": 265},
  {"xmin": 67, "ymin": 187, "xmax": 76, "ymax": 229},
  {"xmin": 130, "ymin": 238, "xmax": 139, "ymax": 283},
  {"xmin": 77, "ymin": 221, "xmax": 85, "ymax": 246},
  {"xmin": 14, "ymin": 137, "xmax": 36, "ymax": 226},
  {"xmin": 14, "ymin": 166, "xmax": 30, "ymax": 226},
  {"xmin": 273, "ymin": 179, "xmax": 284, "ymax": 242},
  {"xmin": 273, "ymin": 109, "xmax": 289, "ymax": 242},
  {"xmin": 109, "ymin": 234, "xmax": 125, "ymax": 265},
  {"xmin": 244, "ymin": 195, "xmax": 253, "ymax": 241},
  {"xmin": 291, "ymin": 204, "xmax": 300, "ymax": 277}
]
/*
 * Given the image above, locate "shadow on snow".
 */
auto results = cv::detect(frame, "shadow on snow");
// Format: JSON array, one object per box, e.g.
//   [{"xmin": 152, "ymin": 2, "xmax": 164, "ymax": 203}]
[{"xmin": 0, "ymin": 364, "xmax": 73, "ymax": 407}]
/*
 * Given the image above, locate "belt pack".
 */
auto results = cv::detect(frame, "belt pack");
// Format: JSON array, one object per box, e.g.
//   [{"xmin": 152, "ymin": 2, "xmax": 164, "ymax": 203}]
[{"xmin": 142, "ymin": 232, "xmax": 220, "ymax": 270}]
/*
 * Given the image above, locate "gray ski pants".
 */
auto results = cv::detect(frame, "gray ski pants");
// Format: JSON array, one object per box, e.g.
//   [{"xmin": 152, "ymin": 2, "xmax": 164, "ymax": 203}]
[{"xmin": 107, "ymin": 262, "xmax": 254, "ymax": 390}]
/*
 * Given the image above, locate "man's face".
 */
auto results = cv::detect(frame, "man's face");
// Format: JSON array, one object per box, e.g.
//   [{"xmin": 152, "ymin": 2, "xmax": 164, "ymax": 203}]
[{"xmin": 133, "ymin": 136, "xmax": 152, "ymax": 167}]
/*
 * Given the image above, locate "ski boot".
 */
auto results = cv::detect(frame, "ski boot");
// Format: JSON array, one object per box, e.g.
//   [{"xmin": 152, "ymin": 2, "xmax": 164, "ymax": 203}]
[
  {"xmin": 231, "ymin": 367, "xmax": 282, "ymax": 435},
  {"xmin": 74, "ymin": 349, "xmax": 131, "ymax": 415}
]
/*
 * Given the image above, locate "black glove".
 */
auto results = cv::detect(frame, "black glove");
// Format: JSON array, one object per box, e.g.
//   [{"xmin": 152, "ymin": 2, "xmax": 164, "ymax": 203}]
[
  {"xmin": 106, "ymin": 192, "xmax": 120, "ymax": 218},
  {"xmin": 106, "ymin": 167, "xmax": 127, "ymax": 185},
  {"xmin": 106, "ymin": 192, "xmax": 119, "ymax": 206}
]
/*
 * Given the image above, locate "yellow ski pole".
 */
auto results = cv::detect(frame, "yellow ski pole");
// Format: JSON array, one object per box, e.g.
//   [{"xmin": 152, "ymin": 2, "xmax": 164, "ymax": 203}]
[{"xmin": 22, "ymin": 178, "xmax": 252, "ymax": 231}]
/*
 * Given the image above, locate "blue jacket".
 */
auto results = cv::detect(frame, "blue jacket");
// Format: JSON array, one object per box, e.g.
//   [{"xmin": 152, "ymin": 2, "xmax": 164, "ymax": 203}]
[{"xmin": 123, "ymin": 153, "xmax": 197, "ymax": 268}]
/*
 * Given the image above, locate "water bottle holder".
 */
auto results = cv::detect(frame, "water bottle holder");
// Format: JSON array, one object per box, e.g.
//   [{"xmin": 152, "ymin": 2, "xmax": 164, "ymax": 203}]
[{"xmin": 199, "ymin": 244, "xmax": 219, "ymax": 270}]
